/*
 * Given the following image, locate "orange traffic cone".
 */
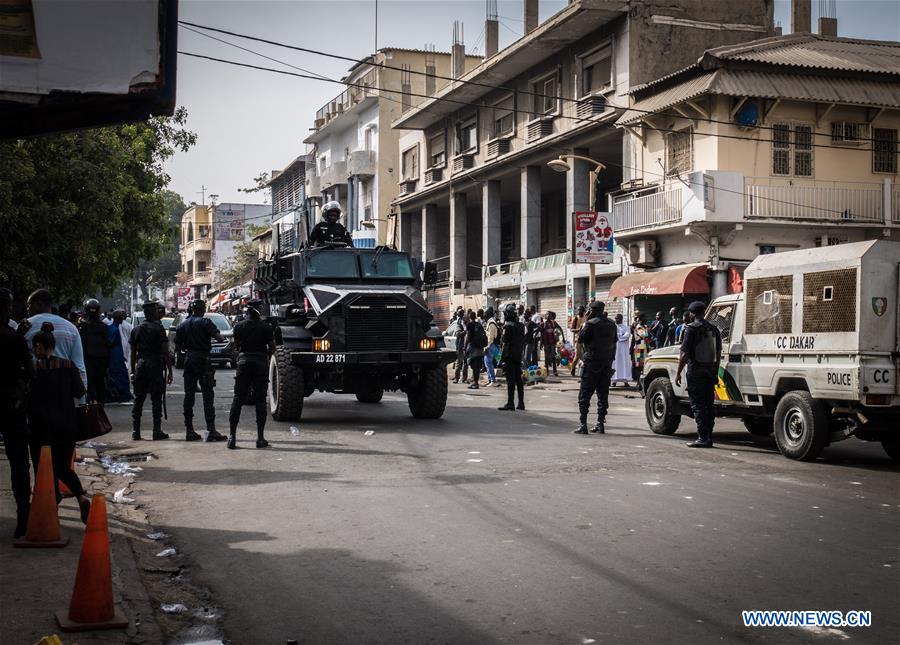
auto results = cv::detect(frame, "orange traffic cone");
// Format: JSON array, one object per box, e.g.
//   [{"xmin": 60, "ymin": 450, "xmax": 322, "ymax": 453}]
[
  {"xmin": 15, "ymin": 445, "xmax": 69, "ymax": 548},
  {"xmin": 58, "ymin": 449, "xmax": 76, "ymax": 498},
  {"xmin": 55, "ymin": 494, "xmax": 129, "ymax": 631}
]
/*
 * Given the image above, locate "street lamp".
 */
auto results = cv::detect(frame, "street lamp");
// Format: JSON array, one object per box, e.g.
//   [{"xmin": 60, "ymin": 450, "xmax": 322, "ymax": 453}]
[{"xmin": 547, "ymin": 154, "xmax": 607, "ymax": 302}]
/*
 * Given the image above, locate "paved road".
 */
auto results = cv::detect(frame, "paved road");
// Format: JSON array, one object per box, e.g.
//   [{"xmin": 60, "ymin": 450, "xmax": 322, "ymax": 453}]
[{"xmin": 115, "ymin": 369, "xmax": 898, "ymax": 645}]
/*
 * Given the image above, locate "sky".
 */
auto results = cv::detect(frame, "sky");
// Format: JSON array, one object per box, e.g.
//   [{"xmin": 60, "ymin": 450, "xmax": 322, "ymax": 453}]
[{"xmin": 166, "ymin": 0, "xmax": 900, "ymax": 206}]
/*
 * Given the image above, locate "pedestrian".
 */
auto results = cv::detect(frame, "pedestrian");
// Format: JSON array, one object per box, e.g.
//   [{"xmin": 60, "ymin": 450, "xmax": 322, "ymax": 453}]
[
  {"xmin": 675, "ymin": 301, "xmax": 721, "ymax": 448},
  {"xmin": 483, "ymin": 307, "xmax": 501, "ymax": 387},
  {"xmin": 573, "ymin": 301, "xmax": 617, "ymax": 434},
  {"xmin": 449, "ymin": 307, "xmax": 469, "ymax": 384},
  {"xmin": 630, "ymin": 311, "xmax": 650, "ymax": 383},
  {"xmin": 569, "ymin": 305, "xmax": 586, "ymax": 344},
  {"xmin": 106, "ymin": 310, "xmax": 133, "ymax": 403},
  {"xmin": 497, "ymin": 304, "xmax": 526, "ymax": 411},
  {"xmin": 79, "ymin": 298, "xmax": 112, "ymax": 402},
  {"xmin": 524, "ymin": 313, "xmax": 541, "ymax": 367},
  {"xmin": 664, "ymin": 307, "xmax": 679, "ymax": 346},
  {"xmin": 24, "ymin": 289, "xmax": 87, "ymax": 391},
  {"xmin": 130, "ymin": 302, "xmax": 172, "ymax": 441},
  {"xmin": 174, "ymin": 299, "xmax": 226, "ymax": 442},
  {"xmin": 611, "ymin": 313, "xmax": 631, "ymax": 386},
  {"xmin": 649, "ymin": 311, "xmax": 669, "ymax": 350},
  {"xmin": 1, "ymin": 288, "xmax": 36, "ymax": 538},
  {"xmin": 516, "ymin": 304, "xmax": 526, "ymax": 324},
  {"xmin": 28, "ymin": 322, "xmax": 92, "ymax": 524},
  {"xmin": 675, "ymin": 311, "xmax": 692, "ymax": 343},
  {"xmin": 541, "ymin": 311, "xmax": 563, "ymax": 376},
  {"xmin": 476, "ymin": 308, "xmax": 485, "ymax": 324},
  {"xmin": 228, "ymin": 300, "xmax": 276, "ymax": 449},
  {"xmin": 464, "ymin": 310, "xmax": 488, "ymax": 389},
  {"xmin": 118, "ymin": 309, "xmax": 134, "ymax": 373}
]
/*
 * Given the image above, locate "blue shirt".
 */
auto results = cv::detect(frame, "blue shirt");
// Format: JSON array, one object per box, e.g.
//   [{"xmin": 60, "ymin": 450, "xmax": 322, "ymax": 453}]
[{"xmin": 25, "ymin": 313, "xmax": 87, "ymax": 388}]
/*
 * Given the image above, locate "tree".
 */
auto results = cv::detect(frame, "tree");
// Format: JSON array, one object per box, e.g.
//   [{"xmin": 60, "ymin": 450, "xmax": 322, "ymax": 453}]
[
  {"xmin": 213, "ymin": 224, "xmax": 269, "ymax": 290},
  {"xmin": 0, "ymin": 107, "xmax": 197, "ymax": 300}
]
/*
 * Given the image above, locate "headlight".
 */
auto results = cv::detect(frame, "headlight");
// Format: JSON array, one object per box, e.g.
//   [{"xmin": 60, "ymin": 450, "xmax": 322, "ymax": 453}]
[
  {"xmin": 419, "ymin": 338, "xmax": 437, "ymax": 350},
  {"xmin": 313, "ymin": 338, "xmax": 331, "ymax": 352}
]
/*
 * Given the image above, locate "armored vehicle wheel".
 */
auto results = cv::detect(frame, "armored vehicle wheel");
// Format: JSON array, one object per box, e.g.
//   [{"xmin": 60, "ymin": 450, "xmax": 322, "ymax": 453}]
[
  {"xmin": 269, "ymin": 346, "xmax": 304, "ymax": 422},
  {"xmin": 882, "ymin": 439, "xmax": 900, "ymax": 462},
  {"xmin": 645, "ymin": 377, "xmax": 681, "ymax": 435},
  {"xmin": 356, "ymin": 387, "xmax": 384, "ymax": 404},
  {"xmin": 774, "ymin": 391, "xmax": 827, "ymax": 461},
  {"xmin": 407, "ymin": 366, "xmax": 448, "ymax": 419},
  {"xmin": 743, "ymin": 417, "xmax": 774, "ymax": 436}
]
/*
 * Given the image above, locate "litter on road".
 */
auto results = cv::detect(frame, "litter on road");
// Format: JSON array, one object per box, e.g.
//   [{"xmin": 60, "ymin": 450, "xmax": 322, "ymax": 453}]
[
  {"xmin": 161, "ymin": 603, "xmax": 188, "ymax": 614},
  {"xmin": 156, "ymin": 547, "xmax": 177, "ymax": 558}
]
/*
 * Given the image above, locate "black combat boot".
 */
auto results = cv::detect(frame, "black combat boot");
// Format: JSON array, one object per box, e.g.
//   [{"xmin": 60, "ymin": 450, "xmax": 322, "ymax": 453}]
[
  {"xmin": 205, "ymin": 428, "xmax": 227, "ymax": 442},
  {"xmin": 590, "ymin": 420, "xmax": 605, "ymax": 434},
  {"xmin": 573, "ymin": 417, "xmax": 589, "ymax": 434},
  {"xmin": 152, "ymin": 420, "xmax": 169, "ymax": 441},
  {"xmin": 185, "ymin": 423, "xmax": 202, "ymax": 442}
]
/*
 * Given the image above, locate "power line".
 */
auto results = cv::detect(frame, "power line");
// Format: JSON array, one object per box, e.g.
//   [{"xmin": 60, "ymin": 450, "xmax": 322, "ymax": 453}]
[{"xmin": 177, "ymin": 20, "xmax": 893, "ymax": 145}]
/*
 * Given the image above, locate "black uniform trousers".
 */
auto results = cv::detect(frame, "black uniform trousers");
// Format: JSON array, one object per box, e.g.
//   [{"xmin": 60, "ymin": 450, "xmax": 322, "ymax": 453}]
[
  {"xmin": 503, "ymin": 359, "xmax": 524, "ymax": 407},
  {"xmin": 578, "ymin": 362, "xmax": 612, "ymax": 423},
  {"xmin": 132, "ymin": 357, "xmax": 165, "ymax": 433},
  {"xmin": 85, "ymin": 357, "xmax": 108, "ymax": 402},
  {"xmin": 686, "ymin": 365, "xmax": 717, "ymax": 442},
  {"xmin": 28, "ymin": 438, "xmax": 84, "ymax": 499},
  {"xmin": 229, "ymin": 354, "xmax": 269, "ymax": 434},
  {"xmin": 183, "ymin": 352, "xmax": 216, "ymax": 431},
  {"xmin": 2, "ymin": 401, "xmax": 31, "ymax": 521}
]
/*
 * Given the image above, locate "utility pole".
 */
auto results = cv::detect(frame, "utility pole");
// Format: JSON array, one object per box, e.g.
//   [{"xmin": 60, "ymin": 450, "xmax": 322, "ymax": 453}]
[{"xmin": 197, "ymin": 185, "xmax": 207, "ymax": 205}]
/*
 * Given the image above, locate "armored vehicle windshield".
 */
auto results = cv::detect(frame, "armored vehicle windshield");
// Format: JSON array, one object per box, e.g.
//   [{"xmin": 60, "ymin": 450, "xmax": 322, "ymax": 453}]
[{"xmin": 304, "ymin": 248, "xmax": 416, "ymax": 284}]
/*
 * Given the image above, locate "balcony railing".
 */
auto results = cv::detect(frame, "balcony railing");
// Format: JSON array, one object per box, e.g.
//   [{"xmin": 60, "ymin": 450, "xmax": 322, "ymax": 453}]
[
  {"xmin": 483, "ymin": 251, "xmax": 570, "ymax": 281},
  {"xmin": 745, "ymin": 177, "xmax": 884, "ymax": 222},
  {"xmin": 191, "ymin": 270, "xmax": 212, "ymax": 285},
  {"xmin": 613, "ymin": 186, "xmax": 683, "ymax": 232},
  {"xmin": 348, "ymin": 149, "xmax": 376, "ymax": 177},
  {"xmin": 313, "ymin": 73, "xmax": 378, "ymax": 130}
]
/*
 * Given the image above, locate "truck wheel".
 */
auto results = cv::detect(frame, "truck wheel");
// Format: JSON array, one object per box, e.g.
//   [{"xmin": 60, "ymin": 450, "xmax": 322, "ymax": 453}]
[
  {"xmin": 356, "ymin": 387, "xmax": 384, "ymax": 404},
  {"xmin": 269, "ymin": 346, "xmax": 304, "ymax": 422},
  {"xmin": 881, "ymin": 439, "xmax": 900, "ymax": 462},
  {"xmin": 743, "ymin": 417, "xmax": 774, "ymax": 436},
  {"xmin": 774, "ymin": 391, "xmax": 827, "ymax": 461},
  {"xmin": 407, "ymin": 366, "xmax": 448, "ymax": 419},
  {"xmin": 645, "ymin": 377, "xmax": 681, "ymax": 435}
]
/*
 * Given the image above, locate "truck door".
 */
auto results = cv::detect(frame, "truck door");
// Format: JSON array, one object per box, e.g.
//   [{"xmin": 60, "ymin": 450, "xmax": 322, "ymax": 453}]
[{"xmin": 706, "ymin": 303, "xmax": 743, "ymax": 406}]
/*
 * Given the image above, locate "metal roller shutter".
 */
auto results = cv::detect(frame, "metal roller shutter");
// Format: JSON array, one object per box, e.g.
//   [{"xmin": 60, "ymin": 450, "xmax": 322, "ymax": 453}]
[
  {"xmin": 594, "ymin": 277, "xmax": 622, "ymax": 318},
  {"xmin": 535, "ymin": 286, "xmax": 567, "ymax": 319},
  {"xmin": 426, "ymin": 286, "xmax": 451, "ymax": 330}
]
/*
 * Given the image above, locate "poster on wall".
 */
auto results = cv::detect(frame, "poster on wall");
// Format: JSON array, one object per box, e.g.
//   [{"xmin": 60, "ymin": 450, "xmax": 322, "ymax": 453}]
[
  {"xmin": 214, "ymin": 205, "xmax": 246, "ymax": 241},
  {"xmin": 176, "ymin": 287, "xmax": 192, "ymax": 311},
  {"xmin": 573, "ymin": 211, "xmax": 614, "ymax": 264}
]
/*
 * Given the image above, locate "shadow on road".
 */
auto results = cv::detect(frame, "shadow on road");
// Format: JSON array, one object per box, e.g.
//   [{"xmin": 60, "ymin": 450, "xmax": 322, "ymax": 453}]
[{"xmin": 137, "ymin": 467, "xmax": 339, "ymax": 486}]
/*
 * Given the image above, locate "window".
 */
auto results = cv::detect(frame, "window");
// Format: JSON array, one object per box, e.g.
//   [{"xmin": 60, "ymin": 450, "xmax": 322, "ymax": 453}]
[
  {"xmin": 665, "ymin": 127, "xmax": 692, "ymax": 177},
  {"xmin": 492, "ymin": 94, "xmax": 515, "ymax": 138},
  {"xmin": 401, "ymin": 145, "xmax": 419, "ymax": 181},
  {"xmin": 581, "ymin": 44, "xmax": 612, "ymax": 96},
  {"xmin": 360, "ymin": 251, "xmax": 415, "ymax": 279},
  {"xmin": 873, "ymin": 128, "xmax": 897, "ymax": 174},
  {"xmin": 532, "ymin": 74, "xmax": 557, "ymax": 115},
  {"xmin": 707, "ymin": 304, "xmax": 735, "ymax": 344},
  {"xmin": 198, "ymin": 225, "xmax": 210, "ymax": 239},
  {"xmin": 364, "ymin": 127, "xmax": 374, "ymax": 151},
  {"xmin": 197, "ymin": 261, "xmax": 207, "ymax": 272},
  {"xmin": 455, "ymin": 116, "xmax": 477, "ymax": 154},
  {"xmin": 772, "ymin": 123, "xmax": 814, "ymax": 177},
  {"xmin": 428, "ymin": 132, "xmax": 446, "ymax": 167}
]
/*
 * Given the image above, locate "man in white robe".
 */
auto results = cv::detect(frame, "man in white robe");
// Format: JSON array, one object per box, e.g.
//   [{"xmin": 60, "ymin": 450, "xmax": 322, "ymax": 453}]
[{"xmin": 612, "ymin": 313, "xmax": 631, "ymax": 385}]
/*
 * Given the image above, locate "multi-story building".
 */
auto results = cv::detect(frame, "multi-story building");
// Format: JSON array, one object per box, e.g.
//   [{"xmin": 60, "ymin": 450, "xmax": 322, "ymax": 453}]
[
  {"xmin": 390, "ymin": 0, "xmax": 775, "ymax": 328},
  {"xmin": 304, "ymin": 46, "xmax": 480, "ymax": 248},
  {"xmin": 265, "ymin": 154, "xmax": 312, "ymax": 256},
  {"xmin": 178, "ymin": 201, "xmax": 270, "ymax": 301},
  {"xmin": 609, "ymin": 30, "xmax": 899, "ymax": 317}
]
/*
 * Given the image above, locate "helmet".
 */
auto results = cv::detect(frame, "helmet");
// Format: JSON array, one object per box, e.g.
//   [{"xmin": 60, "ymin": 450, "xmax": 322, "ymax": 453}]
[
  {"xmin": 83, "ymin": 298, "xmax": 100, "ymax": 316},
  {"xmin": 322, "ymin": 200, "xmax": 342, "ymax": 224}
]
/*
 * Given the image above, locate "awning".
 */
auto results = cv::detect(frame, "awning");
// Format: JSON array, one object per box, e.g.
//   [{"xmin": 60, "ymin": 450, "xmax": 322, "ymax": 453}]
[{"xmin": 609, "ymin": 265, "xmax": 709, "ymax": 298}]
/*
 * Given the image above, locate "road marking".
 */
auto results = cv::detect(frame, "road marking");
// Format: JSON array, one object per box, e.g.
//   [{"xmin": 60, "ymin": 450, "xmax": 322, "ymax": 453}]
[{"xmin": 467, "ymin": 458, "xmax": 483, "ymax": 463}]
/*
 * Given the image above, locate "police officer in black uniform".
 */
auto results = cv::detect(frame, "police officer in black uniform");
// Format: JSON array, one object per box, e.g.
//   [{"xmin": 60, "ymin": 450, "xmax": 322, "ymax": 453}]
[
  {"xmin": 574, "ymin": 301, "xmax": 618, "ymax": 434},
  {"xmin": 308, "ymin": 200, "xmax": 354, "ymax": 247},
  {"xmin": 174, "ymin": 299, "xmax": 226, "ymax": 442},
  {"xmin": 497, "ymin": 304, "xmax": 526, "ymax": 411},
  {"xmin": 130, "ymin": 301, "xmax": 173, "ymax": 441},
  {"xmin": 676, "ymin": 300, "xmax": 722, "ymax": 448},
  {"xmin": 80, "ymin": 298, "xmax": 112, "ymax": 402},
  {"xmin": 227, "ymin": 300, "xmax": 276, "ymax": 450}
]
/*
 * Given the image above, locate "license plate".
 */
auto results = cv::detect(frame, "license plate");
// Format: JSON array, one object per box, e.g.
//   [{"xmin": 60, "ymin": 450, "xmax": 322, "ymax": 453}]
[
  {"xmin": 315, "ymin": 353, "xmax": 346, "ymax": 364},
  {"xmin": 211, "ymin": 347, "xmax": 222, "ymax": 353}
]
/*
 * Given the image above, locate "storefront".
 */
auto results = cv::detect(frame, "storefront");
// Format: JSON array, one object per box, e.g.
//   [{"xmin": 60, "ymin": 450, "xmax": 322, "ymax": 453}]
[{"xmin": 609, "ymin": 264, "xmax": 710, "ymax": 321}]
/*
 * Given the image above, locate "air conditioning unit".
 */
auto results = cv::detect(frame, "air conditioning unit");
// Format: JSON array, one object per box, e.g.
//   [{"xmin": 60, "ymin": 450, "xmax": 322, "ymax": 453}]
[
  {"xmin": 452, "ymin": 154, "xmax": 475, "ymax": 173},
  {"xmin": 399, "ymin": 180, "xmax": 417, "ymax": 195},
  {"xmin": 620, "ymin": 178, "xmax": 645, "ymax": 191},
  {"xmin": 526, "ymin": 117, "xmax": 554, "ymax": 142},
  {"xmin": 486, "ymin": 138, "xmax": 512, "ymax": 159},
  {"xmin": 424, "ymin": 168, "xmax": 443, "ymax": 184},
  {"xmin": 576, "ymin": 95, "xmax": 608, "ymax": 119},
  {"xmin": 628, "ymin": 240, "xmax": 659, "ymax": 267},
  {"xmin": 831, "ymin": 121, "xmax": 870, "ymax": 146}
]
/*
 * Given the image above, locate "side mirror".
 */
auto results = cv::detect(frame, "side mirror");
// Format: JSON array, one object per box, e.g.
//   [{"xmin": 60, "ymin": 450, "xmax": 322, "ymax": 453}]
[{"xmin": 423, "ymin": 261, "xmax": 438, "ymax": 285}]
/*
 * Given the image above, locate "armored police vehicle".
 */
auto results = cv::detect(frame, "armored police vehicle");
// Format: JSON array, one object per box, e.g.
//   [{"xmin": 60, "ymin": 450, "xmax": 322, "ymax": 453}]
[
  {"xmin": 641, "ymin": 240, "xmax": 900, "ymax": 461},
  {"xmin": 254, "ymin": 245, "xmax": 455, "ymax": 422}
]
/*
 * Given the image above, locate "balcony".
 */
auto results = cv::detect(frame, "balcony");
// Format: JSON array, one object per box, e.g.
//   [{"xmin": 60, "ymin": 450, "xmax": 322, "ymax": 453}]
[
  {"xmin": 483, "ymin": 251, "xmax": 570, "ymax": 289},
  {"xmin": 307, "ymin": 74, "xmax": 378, "ymax": 143},
  {"xmin": 181, "ymin": 232, "xmax": 212, "ymax": 253},
  {"xmin": 348, "ymin": 149, "xmax": 376, "ymax": 177},
  {"xmin": 319, "ymin": 160, "xmax": 348, "ymax": 190},
  {"xmin": 612, "ymin": 172, "xmax": 898, "ymax": 237},
  {"xmin": 307, "ymin": 172, "xmax": 321, "ymax": 196},
  {"xmin": 190, "ymin": 270, "xmax": 212, "ymax": 286},
  {"xmin": 745, "ymin": 177, "xmax": 885, "ymax": 223}
]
